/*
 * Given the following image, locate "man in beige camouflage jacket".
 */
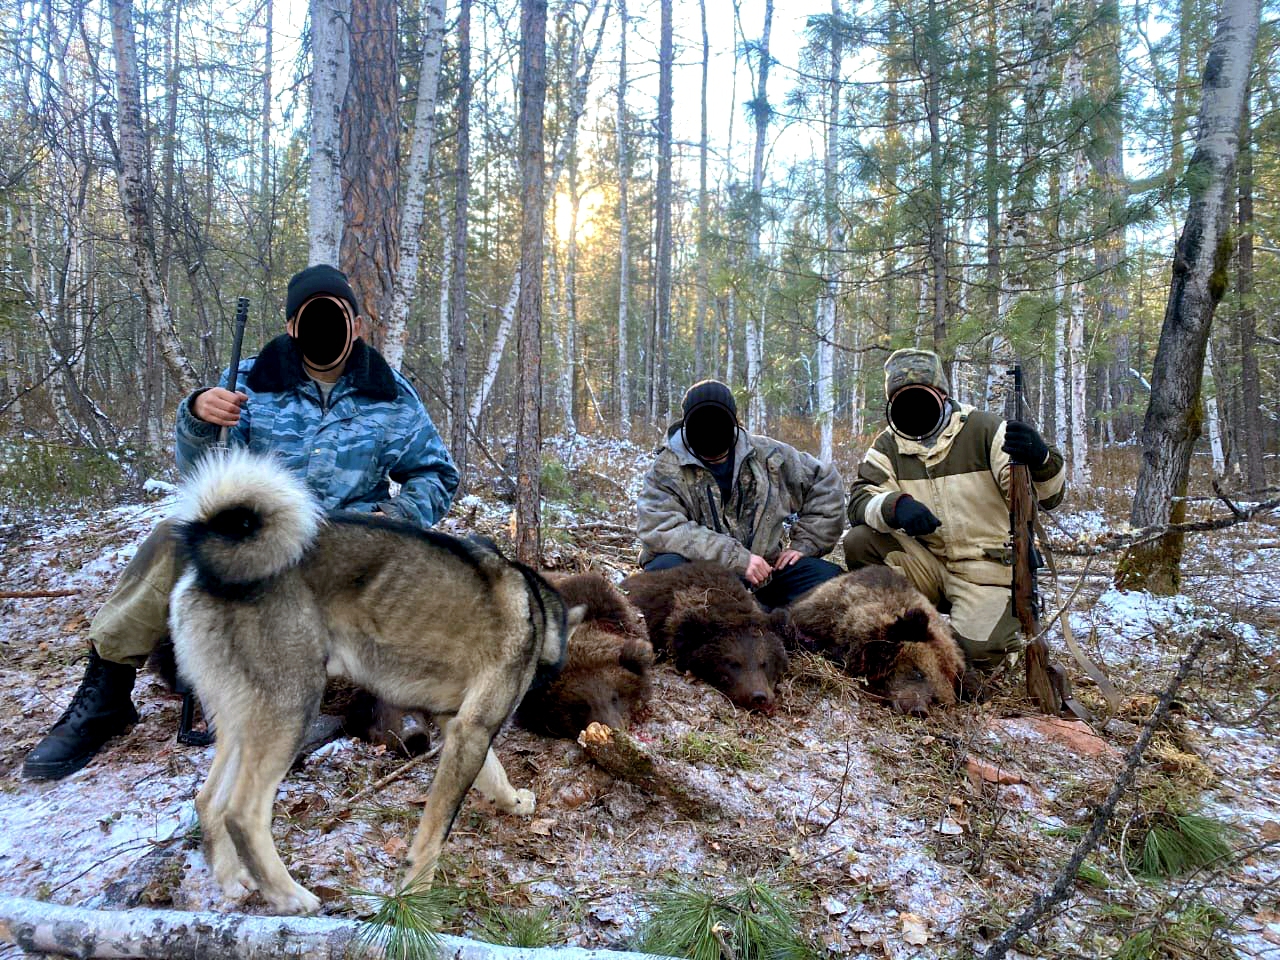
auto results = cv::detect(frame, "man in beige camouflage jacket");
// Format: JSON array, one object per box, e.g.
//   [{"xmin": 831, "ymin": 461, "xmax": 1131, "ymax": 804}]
[
  {"xmin": 845, "ymin": 349, "xmax": 1066, "ymax": 672},
  {"xmin": 637, "ymin": 380, "xmax": 845, "ymax": 609}
]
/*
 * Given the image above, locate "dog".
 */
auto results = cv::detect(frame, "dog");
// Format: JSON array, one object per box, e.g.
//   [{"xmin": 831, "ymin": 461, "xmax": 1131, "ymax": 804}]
[
  {"xmin": 169, "ymin": 449, "xmax": 583, "ymax": 914},
  {"xmin": 787, "ymin": 566, "xmax": 965, "ymax": 715},
  {"xmin": 620, "ymin": 561, "xmax": 789, "ymax": 712},
  {"xmin": 515, "ymin": 572, "xmax": 654, "ymax": 738}
]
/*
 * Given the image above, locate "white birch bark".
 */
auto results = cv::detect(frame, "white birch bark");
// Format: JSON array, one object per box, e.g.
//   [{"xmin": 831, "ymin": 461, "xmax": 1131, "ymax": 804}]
[
  {"xmin": 382, "ymin": 0, "xmax": 446, "ymax": 371},
  {"xmin": 438, "ymin": 189, "xmax": 453, "ymax": 429},
  {"xmin": 307, "ymin": 0, "xmax": 350, "ymax": 267},
  {"xmin": 745, "ymin": 0, "xmax": 772, "ymax": 432},
  {"xmin": 817, "ymin": 0, "xmax": 842, "ymax": 464},
  {"xmin": 470, "ymin": 271, "xmax": 521, "ymax": 426},
  {"xmin": 616, "ymin": 0, "xmax": 630, "ymax": 434},
  {"xmin": 1054, "ymin": 248, "xmax": 1068, "ymax": 447},
  {"xmin": 1064, "ymin": 51, "xmax": 1090, "ymax": 488}
]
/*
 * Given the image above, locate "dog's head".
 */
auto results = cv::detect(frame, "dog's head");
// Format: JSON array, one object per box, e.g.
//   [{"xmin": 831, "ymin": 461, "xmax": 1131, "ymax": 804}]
[{"xmin": 674, "ymin": 607, "xmax": 788, "ymax": 712}]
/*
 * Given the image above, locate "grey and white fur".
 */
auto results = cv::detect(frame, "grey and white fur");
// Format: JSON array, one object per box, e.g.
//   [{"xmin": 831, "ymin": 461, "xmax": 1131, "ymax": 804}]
[{"xmin": 169, "ymin": 448, "xmax": 583, "ymax": 914}]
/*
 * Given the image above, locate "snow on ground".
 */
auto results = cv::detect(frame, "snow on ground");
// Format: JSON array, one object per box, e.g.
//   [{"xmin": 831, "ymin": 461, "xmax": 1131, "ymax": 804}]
[{"xmin": 1, "ymin": 438, "xmax": 1278, "ymax": 959}]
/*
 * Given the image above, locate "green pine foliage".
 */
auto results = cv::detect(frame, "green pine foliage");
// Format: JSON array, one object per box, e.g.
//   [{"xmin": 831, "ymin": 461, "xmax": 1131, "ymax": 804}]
[
  {"xmin": 353, "ymin": 880, "xmax": 449, "ymax": 960},
  {"xmin": 1125, "ymin": 812, "xmax": 1237, "ymax": 879},
  {"xmin": 637, "ymin": 877, "xmax": 815, "ymax": 960}
]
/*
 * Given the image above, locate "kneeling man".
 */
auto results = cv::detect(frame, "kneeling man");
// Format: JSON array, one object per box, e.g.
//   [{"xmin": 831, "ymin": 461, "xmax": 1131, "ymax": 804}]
[
  {"xmin": 637, "ymin": 380, "xmax": 844, "ymax": 608},
  {"xmin": 844, "ymin": 349, "xmax": 1065, "ymax": 673}
]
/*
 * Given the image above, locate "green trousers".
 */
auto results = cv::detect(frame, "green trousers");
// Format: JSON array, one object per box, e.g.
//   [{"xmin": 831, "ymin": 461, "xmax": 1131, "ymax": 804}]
[
  {"xmin": 842, "ymin": 525, "xmax": 1020, "ymax": 671},
  {"xmin": 90, "ymin": 520, "xmax": 181, "ymax": 667}
]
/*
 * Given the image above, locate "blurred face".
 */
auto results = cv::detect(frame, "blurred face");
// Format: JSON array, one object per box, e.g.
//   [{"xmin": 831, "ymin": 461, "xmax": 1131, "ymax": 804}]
[
  {"xmin": 683, "ymin": 406, "xmax": 737, "ymax": 462},
  {"xmin": 887, "ymin": 384, "xmax": 948, "ymax": 440},
  {"xmin": 287, "ymin": 295, "xmax": 360, "ymax": 373}
]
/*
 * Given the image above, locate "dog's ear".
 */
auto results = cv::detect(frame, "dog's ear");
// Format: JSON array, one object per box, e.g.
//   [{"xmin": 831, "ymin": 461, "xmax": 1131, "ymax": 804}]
[
  {"xmin": 566, "ymin": 604, "xmax": 587, "ymax": 631},
  {"xmin": 619, "ymin": 637, "xmax": 655, "ymax": 675}
]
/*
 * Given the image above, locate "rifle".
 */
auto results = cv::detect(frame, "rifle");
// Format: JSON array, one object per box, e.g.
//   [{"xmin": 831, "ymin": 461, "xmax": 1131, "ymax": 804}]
[
  {"xmin": 1005, "ymin": 366, "xmax": 1078, "ymax": 718},
  {"xmin": 178, "ymin": 296, "xmax": 250, "ymax": 747}
]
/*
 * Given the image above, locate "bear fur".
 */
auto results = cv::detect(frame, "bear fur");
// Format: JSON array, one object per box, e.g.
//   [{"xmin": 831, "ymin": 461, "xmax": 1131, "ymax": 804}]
[
  {"xmin": 515, "ymin": 572, "xmax": 654, "ymax": 738},
  {"xmin": 620, "ymin": 561, "xmax": 789, "ymax": 712},
  {"xmin": 787, "ymin": 566, "xmax": 965, "ymax": 715}
]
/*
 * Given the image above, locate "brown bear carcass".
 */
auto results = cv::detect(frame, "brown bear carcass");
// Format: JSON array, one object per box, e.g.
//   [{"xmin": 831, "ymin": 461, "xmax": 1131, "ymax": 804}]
[
  {"xmin": 620, "ymin": 561, "xmax": 788, "ymax": 712},
  {"xmin": 515, "ymin": 572, "xmax": 655, "ymax": 738},
  {"xmin": 788, "ymin": 566, "xmax": 964, "ymax": 715}
]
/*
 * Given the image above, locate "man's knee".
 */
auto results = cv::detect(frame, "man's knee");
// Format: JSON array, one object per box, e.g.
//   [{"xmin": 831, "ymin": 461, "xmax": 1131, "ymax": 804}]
[
  {"xmin": 642, "ymin": 553, "xmax": 689, "ymax": 572},
  {"xmin": 843, "ymin": 525, "xmax": 897, "ymax": 569},
  {"xmin": 952, "ymin": 597, "xmax": 1021, "ymax": 672}
]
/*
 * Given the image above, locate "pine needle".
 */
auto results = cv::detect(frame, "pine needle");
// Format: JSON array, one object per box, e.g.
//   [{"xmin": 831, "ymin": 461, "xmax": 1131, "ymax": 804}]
[
  {"xmin": 637, "ymin": 877, "xmax": 814, "ymax": 960},
  {"xmin": 1127, "ymin": 813, "xmax": 1237, "ymax": 878},
  {"xmin": 474, "ymin": 904, "xmax": 560, "ymax": 948},
  {"xmin": 352, "ymin": 880, "xmax": 449, "ymax": 960}
]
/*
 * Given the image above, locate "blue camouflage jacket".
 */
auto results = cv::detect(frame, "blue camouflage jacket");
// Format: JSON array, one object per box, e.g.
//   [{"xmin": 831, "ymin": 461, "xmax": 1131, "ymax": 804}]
[{"xmin": 175, "ymin": 334, "xmax": 459, "ymax": 528}]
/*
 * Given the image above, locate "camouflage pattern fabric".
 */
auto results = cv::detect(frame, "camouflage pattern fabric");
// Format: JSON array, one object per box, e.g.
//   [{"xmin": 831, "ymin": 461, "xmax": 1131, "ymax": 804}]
[
  {"xmin": 176, "ymin": 335, "xmax": 458, "ymax": 528},
  {"xmin": 637, "ymin": 427, "xmax": 844, "ymax": 572},
  {"xmin": 884, "ymin": 347, "xmax": 951, "ymax": 397}
]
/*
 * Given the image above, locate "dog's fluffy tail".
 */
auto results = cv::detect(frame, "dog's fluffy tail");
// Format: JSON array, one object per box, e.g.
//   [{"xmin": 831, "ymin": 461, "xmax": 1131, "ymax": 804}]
[{"xmin": 174, "ymin": 447, "xmax": 323, "ymax": 587}]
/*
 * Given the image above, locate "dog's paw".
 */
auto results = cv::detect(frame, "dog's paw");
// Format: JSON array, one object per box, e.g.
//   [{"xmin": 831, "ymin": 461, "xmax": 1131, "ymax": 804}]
[
  {"xmin": 215, "ymin": 864, "xmax": 258, "ymax": 900},
  {"xmin": 508, "ymin": 788, "xmax": 536, "ymax": 816},
  {"xmin": 265, "ymin": 881, "xmax": 322, "ymax": 916}
]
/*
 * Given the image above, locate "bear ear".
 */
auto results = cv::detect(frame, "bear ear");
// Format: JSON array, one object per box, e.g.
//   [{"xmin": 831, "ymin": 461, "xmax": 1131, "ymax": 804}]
[
  {"xmin": 883, "ymin": 608, "xmax": 929, "ymax": 648},
  {"xmin": 619, "ymin": 638, "xmax": 655, "ymax": 675},
  {"xmin": 566, "ymin": 604, "xmax": 587, "ymax": 630}
]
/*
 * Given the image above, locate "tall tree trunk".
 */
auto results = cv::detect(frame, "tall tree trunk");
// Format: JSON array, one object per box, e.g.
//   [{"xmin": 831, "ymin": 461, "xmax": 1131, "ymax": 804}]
[
  {"xmin": 308, "ymin": 0, "xmax": 349, "ymax": 266},
  {"xmin": 340, "ymin": 0, "xmax": 399, "ymax": 343},
  {"xmin": 817, "ymin": 1, "xmax": 843, "ymax": 464},
  {"xmin": 694, "ymin": 0, "xmax": 709, "ymax": 383},
  {"xmin": 616, "ymin": 0, "xmax": 631, "ymax": 434},
  {"xmin": 1063, "ymin": 50, "xmax": 1090, "ymax": 488},
  {"xmin": 653, "ymin": 0, "xmax": 673, "ymax": 425},
  {"xmin": 449, "ymin": 0, "xmax": 472, "ymax": 488},
  {"xmin": 383, "ymin": 0, "xmax": 446, "ymax": 371},
  {"xmin": 106, "ymin": 0, "xmax": 197, "ymax": 395},
  {"xmin": 1235, "ymin": 81, "xmax": 1265, "ymax": 489},
  {"xmin": 1118, "ymin": 0, "xmax": 1261, "ymax": 594},
  {"xmin": 925, "ymin": 0, "xmax": 946, "ymax": 358},
  {"xmin": 515, "ymin": 0, "xmax": 547, "ymax": 565},
  {"xmin": 438, "ymin": 191, "xmax": 453, "ymax": 413},
  {"xmin": 746, "ymin": 0, "xmax": 773, "ymax": 431},
  {"xmin": 561, "ymin": 144, "xmax": 580, "ymax": 437}
]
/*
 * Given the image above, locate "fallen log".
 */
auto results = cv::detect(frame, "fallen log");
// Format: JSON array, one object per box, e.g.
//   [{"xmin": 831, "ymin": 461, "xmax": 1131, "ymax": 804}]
[
  {"xmin": 0, "ymin": 896, "xmax": 675, "ymax": 960},
  {"xmin": 577, "ymin": 723, "xmax": 728, "ymax": 821},
  {"xmin": 0, "ymin": 589, "xmax": 78, "ymax": 599}
]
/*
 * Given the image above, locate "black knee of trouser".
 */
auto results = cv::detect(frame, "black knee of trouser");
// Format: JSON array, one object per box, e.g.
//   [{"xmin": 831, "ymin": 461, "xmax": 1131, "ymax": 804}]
[
  {"xmin": 755, "ymin": 556, "xmax": 843, "ymax": 609},
  {"xmin": 843, "ymin": 525, "xmax": 901, "ymax": 569},
  {"xmin": 642, "ymin": 553, "xmax": 689, "ymax": 572}
]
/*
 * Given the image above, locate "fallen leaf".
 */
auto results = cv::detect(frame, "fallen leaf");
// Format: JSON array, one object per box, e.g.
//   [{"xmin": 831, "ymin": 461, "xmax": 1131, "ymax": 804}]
[
  {"xmin": 1260, "ymin": 821, "xmax": 1280, "ymax": 842},
  {"xmin": 529, "ymin": 818, "xmax": 556, "ymax": 836},
  {"xmin": 823, "ymin": 896, "xmax": 848, "ymax": 916},
  {"xmin": 965, "ymin": 756, "xmax": 1025, "ymax": 789},
  {"xmin": 934, "ymin": 816, "xmax": 964, "ymax": 836},
  {"xmin": 382, "ymin": 836, "xmax": 408, "ymax": 858},
  {"xmin": 900, "ymin": 913, "xmax": 930, "ymax": 946}
]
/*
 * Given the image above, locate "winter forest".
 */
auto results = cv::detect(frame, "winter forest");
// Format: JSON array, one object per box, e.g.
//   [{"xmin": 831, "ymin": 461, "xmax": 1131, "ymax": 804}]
[{"xmin": 1, "ymin": 0, "xmax": 1279, "ymax": 956}]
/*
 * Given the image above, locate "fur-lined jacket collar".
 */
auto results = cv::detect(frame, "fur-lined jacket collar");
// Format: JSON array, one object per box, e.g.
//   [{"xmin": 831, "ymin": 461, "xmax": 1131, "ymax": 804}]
[{"xmin": 245, "ymin": 334, "xmax": 398, "ymax": 402}]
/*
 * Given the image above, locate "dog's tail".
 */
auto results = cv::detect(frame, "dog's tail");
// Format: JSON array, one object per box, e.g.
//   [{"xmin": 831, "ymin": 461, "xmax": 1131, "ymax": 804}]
[{"xmin": 174, "ymin": 447, "xmax": 323, "ymax": 588}]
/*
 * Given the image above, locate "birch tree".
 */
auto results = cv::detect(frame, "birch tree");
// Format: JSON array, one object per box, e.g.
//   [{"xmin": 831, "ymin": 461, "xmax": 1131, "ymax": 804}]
[
  {"xmin": 653, "ymin": 0, "xmax": 673, "ymax": 423},
  {"xmin": 450, "ymin": 0, "xmax": 473, "ymax": 482},
  {"xmin": 616, "ymin": 0, "xmax": 631, "ymax": 434},
  {"xmin": 694, "ymin": 0, "xmax": 710, "ymax": 383},
  {"xmin": 308, "ymin": 0, "xmax": 349, "ymax": 266},
  {"xmin": 745, "ymin": 0, "xmax": 773, "ymax": 431},
  {"xmin": 816, "ymin": 2, "xmax": 844, "ymax": 463},
  {"xmin": 383, "ymin": 0, "xmax": 446, "ymax": 372},
  {"xmin": 1119, "ymin": 0, "xmax": 1261, "ymax": 594}
]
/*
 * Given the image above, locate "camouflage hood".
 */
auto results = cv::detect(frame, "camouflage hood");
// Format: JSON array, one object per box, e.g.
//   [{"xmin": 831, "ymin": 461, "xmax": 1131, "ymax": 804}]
[{"xmin": 636, "ymin": 428, "xmax": 844, "ymax": 573}]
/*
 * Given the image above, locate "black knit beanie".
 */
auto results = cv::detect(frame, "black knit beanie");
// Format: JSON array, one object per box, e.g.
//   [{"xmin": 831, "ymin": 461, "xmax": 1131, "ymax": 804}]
[
  {"xmin": 681, "ymin": 380, "xmax": 739, "ymax": 461},
  {"xmin": 285, "ymin": 264, "xmax": 361, "ymax": 320}
]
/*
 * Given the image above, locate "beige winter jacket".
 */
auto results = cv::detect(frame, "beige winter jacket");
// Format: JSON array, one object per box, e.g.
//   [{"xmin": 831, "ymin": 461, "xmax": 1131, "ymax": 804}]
[
  {"xmin": 637, "ymin": 427, "xmax": 844, "ymax": 573},
  {"xmin": 847, "ymin": 404, "xmax": 1066, "ymax": 585}
]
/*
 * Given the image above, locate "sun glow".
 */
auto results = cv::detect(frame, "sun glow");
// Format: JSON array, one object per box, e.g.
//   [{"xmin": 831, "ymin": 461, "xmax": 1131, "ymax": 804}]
[{"xmin": 552, "ymin": 186, "xmax": 607, "ymax": 245}]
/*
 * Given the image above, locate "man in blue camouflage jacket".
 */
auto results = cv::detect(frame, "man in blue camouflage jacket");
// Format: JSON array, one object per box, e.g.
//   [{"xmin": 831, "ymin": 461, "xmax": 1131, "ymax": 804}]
[{"xmin": 24, "ymin": 265, "xmax": 459, "ymax": 780}]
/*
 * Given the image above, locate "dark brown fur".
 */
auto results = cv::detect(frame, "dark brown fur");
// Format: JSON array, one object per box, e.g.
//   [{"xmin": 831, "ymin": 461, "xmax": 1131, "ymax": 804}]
[
  {"xmin": 516, "ymin": 573, "xmax": 654, "ymax": 738},
  {"xmin": 620, "ymin": 561, "xmax": 789, "ymax": 712},
  {"xmin": 788, "ymin": 566, "xmax": 965, "ymax": 715}
]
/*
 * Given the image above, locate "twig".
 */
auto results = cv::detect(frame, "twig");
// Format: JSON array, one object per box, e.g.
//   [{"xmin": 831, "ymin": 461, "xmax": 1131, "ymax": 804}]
[
  {"xmin": 981, "ymin": 628, "xmax": 1214, "ymax": 960},
  {"xmin": 1211, "ymin": 478, "xmax": 1247, "ymax": 520},
  {"xmin": 1051, "ymin": 496, "xmax": 1280, "ymax": 556},
  {"xmin": 0, "ymin": 588, "xmax": 78, "ymax": 598},
  {"xmin": 318, "ymin": 743, "xmax": 441, "ymax": 832}
]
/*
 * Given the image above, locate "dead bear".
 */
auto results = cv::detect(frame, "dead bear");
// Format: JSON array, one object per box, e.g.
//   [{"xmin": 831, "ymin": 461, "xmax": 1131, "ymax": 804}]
[
  {"xmin": 515, "ymin": 572, "xmax": 655, "ymax": 738},
  {"xmin": 787, "ymin": 566, "xmax": 965, "ymax": 715},
  {"xmin": 620, "ymin": 561, "xmax": 789, "ymax": 712}
]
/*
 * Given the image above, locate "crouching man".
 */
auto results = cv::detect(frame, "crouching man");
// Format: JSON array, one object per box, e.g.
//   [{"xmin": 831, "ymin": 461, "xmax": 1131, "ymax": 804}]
[
  {"xmin": 844, "ymin": 349, "xmax": 1065, "ymax": 675},
  {"xmin": 636, "ymin": 379, "xmax": 844, "ymax": 608}
]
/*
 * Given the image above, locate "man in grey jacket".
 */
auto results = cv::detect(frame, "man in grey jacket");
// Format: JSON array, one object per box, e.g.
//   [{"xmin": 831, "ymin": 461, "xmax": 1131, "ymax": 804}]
[{"xmin": 636, "ymin": 380, "xmax": 844, "ymax": 608}]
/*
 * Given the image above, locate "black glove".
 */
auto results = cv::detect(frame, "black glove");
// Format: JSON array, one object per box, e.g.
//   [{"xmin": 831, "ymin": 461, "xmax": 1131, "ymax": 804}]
[
  {"xmin": 893, "ymin": 495, "xmax": 941, "ymax": 537},
  {"xmin": 1002, "ymin": 420, "xmax": 1050, "ymax": 466}
]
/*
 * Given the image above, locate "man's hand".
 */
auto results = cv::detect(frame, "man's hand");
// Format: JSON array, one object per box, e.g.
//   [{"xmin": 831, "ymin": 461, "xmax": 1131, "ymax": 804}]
[
  {"xmin": 893, "ymin": 495, "xmax": 941, "ymax": 537},
  {"xmin": 745, "ymin": 554, "xmax": 773, "ymax": 586},
  {"xmin": 774, "ymin": 549, "xmax": 804, "ymax": 569},
  {"xmin": 193, "ymin": 388, "xmax": 248, "ymax": 427},
  {"xmin": 1002, "ymin": 420, "xmax": 1050, "ymax": 466}
]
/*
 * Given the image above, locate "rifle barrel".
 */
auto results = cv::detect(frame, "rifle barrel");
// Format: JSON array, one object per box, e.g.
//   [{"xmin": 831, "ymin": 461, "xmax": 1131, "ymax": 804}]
[{"xmin": 218, "ymin": 297, "xmax": 250, "ymax": 447}]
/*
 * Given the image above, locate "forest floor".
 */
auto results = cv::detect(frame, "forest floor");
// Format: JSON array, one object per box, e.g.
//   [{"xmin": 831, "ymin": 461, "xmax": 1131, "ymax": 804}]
[{"xmin": 0, "ymin": 437, "xmax": 1277, "ymax": 959}]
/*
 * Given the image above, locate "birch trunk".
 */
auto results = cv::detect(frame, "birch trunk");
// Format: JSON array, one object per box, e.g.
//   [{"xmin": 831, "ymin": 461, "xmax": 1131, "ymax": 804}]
[
  {"xmin": 107, "ymin": 0, "xmax": 197, "ymax": 395},
  {"xmin": 1063, "ymin": 51, "xmax": 1090, "ymax": 488},
  {"xmin": 745, "ymin": 0, "xmax": 772, "ymax": 432},
  {"xmin": 438, "ymin": 190, "xmax": 453, "ymax": 430},
  {"xmin": 694, "ymin": 0, "xmax": 709, "ymax": 382},
  {"xmin": 653, "ymin": 0, "xmax": 673, "ymax": 424},
  {"xmin": 308, "ymin": 0, "xmax": 349, "ymax": 266},
  {"xmin": 383, "ymin": 0, "xmax": 446, "ymax": 372},
  {"xmin": 616, "ymin": 0, "xmax": 631, "ymax": 434},
  {"xmin": 817, "ymin": 1, "xmax": 842, "ymax": 464},
  {"xmin": 515, "ymin": 0, "xmax": 547, "ymax": 566},
  {"xmin": 1119, "ymin": 0, "xmax": 1260, "ymax": 593},
  {"xmin": 448, "ymin": 0, "xmax": 472, "ymax": 484},
  {"xmin": 1235, "ymin": 83, "xmax": 1266, "ymax": 488}
]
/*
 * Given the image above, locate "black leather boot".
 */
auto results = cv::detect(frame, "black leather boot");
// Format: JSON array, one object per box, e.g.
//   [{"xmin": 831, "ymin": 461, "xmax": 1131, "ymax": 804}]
[{"xmin": 23, "ymin": 651, "xmax": 140, "ymax": 780}]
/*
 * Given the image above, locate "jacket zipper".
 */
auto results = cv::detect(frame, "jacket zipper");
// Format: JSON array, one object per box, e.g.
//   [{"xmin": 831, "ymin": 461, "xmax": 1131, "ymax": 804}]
[{"xmin": 706, "ymin": 488, "xmax": 723, "ymax": 533}]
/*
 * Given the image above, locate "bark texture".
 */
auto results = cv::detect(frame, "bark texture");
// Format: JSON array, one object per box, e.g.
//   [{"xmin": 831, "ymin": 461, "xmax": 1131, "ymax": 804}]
[
  {"xmin": 307, "ymin": 0, "xmax": 349, "ymax": 266},
  {"xmin": 1119, "ymin": 0, "xmax": 1261, "ymax": 594}
]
